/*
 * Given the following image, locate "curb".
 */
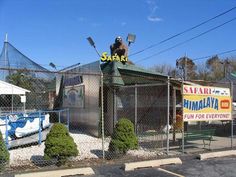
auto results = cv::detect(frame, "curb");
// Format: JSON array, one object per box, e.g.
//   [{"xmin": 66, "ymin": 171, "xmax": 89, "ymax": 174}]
[
  {"xmin": 14, "ymin": 167, "xmax": 95, "ymax": 177},
  {"xmin": 198, "ymin": 150, "xmax": 236, "ymax": 160},
  {"xmin": 124, "ymin": 157, "xmax": 182, "ymax": 171}
]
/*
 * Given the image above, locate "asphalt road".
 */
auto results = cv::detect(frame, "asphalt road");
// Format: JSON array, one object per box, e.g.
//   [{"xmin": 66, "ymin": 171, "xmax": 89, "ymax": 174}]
[
  {"xmin": 165, "ymin": 156, "xmax": 236, "ymax": 177},
  {"xmin": 2, "ymin": 156, "xmax": 236, "ymax": 177},
  {"xmin": 85, "ymin": 156, "xmax": 236, "ymax": 177}
]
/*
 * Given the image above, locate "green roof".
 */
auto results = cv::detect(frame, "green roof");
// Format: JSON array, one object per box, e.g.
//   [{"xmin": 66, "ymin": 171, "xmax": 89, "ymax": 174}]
[
  {"xmin": 101, "ymin": 62, "xmax": 168, "ymax": 86},
  {"xmin": 230, "ymin": 72, "xmax": 236, "ymax": 78}
]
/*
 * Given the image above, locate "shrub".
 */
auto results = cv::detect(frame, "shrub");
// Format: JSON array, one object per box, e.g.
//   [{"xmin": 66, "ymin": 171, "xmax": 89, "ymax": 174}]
[
  {"xmin": 44, "ymin": 123, "xmax": 78, "ymax": 166},
  {"xmin": 109, "ymin": 118, "xmax": 138, "ymax": 154},
  {"xmin": 0, "ymin": 131, "xmax": 9, "ymax": 171},
  {"xmin": 47, "ymin": 123, "xmax": 68, "ymax": 136}
]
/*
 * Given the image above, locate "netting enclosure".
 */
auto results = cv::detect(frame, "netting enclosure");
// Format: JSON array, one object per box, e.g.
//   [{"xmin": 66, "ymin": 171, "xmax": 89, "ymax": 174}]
[
  {"xmin": 0, "ymin": 42, "xmax": 54, "ymax": 81},
  {"xmin": 0, "ymin": 42, "xmax": 56, "ymax": 112}
]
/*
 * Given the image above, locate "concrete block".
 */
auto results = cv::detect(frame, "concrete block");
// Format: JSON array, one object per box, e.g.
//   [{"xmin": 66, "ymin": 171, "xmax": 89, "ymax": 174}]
[
  {"xmin": 199, "ymin": 150, "xmax": 236, "ymax": 160},
  {"xmin": 124, "ymin": 158, "xmax": 182, "ymax": 171},
  {"xmin": 15, "ymin": 167, "xmax": 95, "ymax": 177}
]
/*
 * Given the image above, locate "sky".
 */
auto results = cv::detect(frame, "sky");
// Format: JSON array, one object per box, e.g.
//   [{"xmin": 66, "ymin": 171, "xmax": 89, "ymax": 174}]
[{"xmin": 0, "ymin": 0, "xmax": 236, "ymax": 70}]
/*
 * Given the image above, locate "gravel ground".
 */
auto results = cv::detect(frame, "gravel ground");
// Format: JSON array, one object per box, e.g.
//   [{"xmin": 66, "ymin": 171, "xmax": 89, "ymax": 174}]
[
  {"xmin": 9, "ymin": 132, "xmax": 157, "ymax": 166},
  {"xmin": 10, "ymin": 142, "xmax": 45, "ymax": 166},
  {"xmin": 9, "ymin": 132, "xmax": 109, "ymax": 166},
  {"xmin": 127, "ymin": 148, "xmax": 163, "ymax": 158},
  {"xmin": 70, "ymin": 133, "xmax": 110, "ymax": 160}
]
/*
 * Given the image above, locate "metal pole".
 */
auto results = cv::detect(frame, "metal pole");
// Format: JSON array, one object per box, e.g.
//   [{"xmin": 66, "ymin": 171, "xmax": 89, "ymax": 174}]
[
  {"xmin": 11, "ymin": 95, "xmax": 13, "ymax": 113},
  {"xmin": 59, "ymin": 111, "xmax": 61, "ymax": 123},
  {"xmin": 231, "ymin": 81, "xmax": 234, "ymax": 148},
  {"xmin": 113, "ymin": 89, "xmax": 117, "ymax": 128},
  {"xmin": 5, "ymin": 33, "xmax": 8, "ymax": 43},
  {"xmin": 232, "ymin": 116, "xmax": 234, "ymax": 149},
  {"xmin": 4, "ymin": 34, "xmax": 8, "ymax": 80},
  {"xmin": 94, "ymin": 47, "xmax": 101, "ymax": 57},
  {"xmin": 184, "ymin": 56, "xmax": 187, "ymax": 81},
  {"xmin": 67, "ymin": 109, "xmax": 70, "ymax": 131},
  {"xmin": 167, "ymin": 76, "xmax": 170, "ymax": 155},
  {"xmin": 182, "ymin": 127, "xmax": 184, "ymax": 153},
  {"xmin": 135, "ymin": 85, "xmax": 138, "ymax": 134},
  {"xmin": 173, "ymin": 88, "xmax": 176, "ymax": 142},
  {"xmin": 181, "ymin": 83, "xmax": 185, "ymax": 154},
  {"xmin": 38, "ymin": 111, "xmax": 42, "ymax": 145},
  {"xmin": 101, "ymin": 73, "xmax": 105, "ymax": 159},
  {"xmin": 5, "ymin": 115, "xmax": 9, "ymax": 149},
  {"xmin": 11, "ymin": 86, "xmax": 13, "ymax": 113}
]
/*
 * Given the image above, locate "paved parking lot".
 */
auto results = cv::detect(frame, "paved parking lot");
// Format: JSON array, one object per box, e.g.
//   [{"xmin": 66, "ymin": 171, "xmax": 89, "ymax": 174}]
[
  {"xmin": 165, "ymin": 156, "xmax": 236, "ymax": 177},
  {"xmin": 2, "ymin": 155, "xmax": 236, "ymax": 177},
  {"xmin": 85, "ymin": 155, "xmax": 236, "ymax": 177}
]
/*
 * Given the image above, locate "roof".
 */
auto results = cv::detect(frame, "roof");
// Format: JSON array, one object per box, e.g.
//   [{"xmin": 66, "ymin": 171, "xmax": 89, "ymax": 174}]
[
  {"xmin": 226, "ymin": 73, "xmax": 236, "ymax": 82},
  {"xmin": 0, "ymin": 80, "xmax": 30, "ymax": 95},
  {"xmin": 101, "ymin": 62, "xmax": 168, "ymax": 86}
]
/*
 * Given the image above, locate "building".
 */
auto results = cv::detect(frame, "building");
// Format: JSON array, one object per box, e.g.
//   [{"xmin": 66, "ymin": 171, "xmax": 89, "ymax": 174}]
[{"xmin": 58, "ymin": 61, "xmax": 179, "ymax": 137}]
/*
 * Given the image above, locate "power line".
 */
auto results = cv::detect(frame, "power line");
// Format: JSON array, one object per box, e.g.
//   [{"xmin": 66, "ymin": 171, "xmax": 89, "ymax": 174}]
[
  {"xmin": 129, "ymin": 6, "xmax": 236, "ymax": 57},
  {"xmin": 135, "ymin": 17, "xmax": 236, "ymax": 63},
  {"xmin": 193, "ymin": 49, "xmax": 236, "ymax": 61}
]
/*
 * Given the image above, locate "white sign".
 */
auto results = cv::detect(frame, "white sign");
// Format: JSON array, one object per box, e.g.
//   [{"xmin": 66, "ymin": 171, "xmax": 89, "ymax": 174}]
[
  {"xmin": 20, "ymin": 95, "xmax": 26, "ymax": 103},
  {"xmin": 183, "ymin": 85, "xmax": 232, "ymax": 121}
]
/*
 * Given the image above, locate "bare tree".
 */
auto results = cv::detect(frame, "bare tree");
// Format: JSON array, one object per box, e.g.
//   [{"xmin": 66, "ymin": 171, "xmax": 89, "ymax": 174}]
[
  {"xmin": 206, "ymin": 55, "xmax": 230, "ymax": 81},
  {"xmin": 197, "ymin": 62, "xmax": 209, "ymax": 80},
  {"xmin": 151, "ymin": 63, "xmax": 176, "ymax": 77},
  {"xmin": 176, "ymin": 56, "xmax": 197, "ymax": 80},
  {"xmin": 226, "ymin": 57, "xmax": 236, "ymax": 74}
]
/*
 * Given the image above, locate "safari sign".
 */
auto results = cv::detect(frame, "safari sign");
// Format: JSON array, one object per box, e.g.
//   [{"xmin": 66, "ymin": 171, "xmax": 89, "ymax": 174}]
[{"xmin": 183, "ymin": 85, "xmax": 232, "ymax": 121}]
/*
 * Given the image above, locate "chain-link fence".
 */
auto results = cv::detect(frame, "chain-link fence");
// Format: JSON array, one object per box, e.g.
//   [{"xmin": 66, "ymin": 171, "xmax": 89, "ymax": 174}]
[
  {"xmin": 170, "ymin": 80, "xmax": 236, "ymax": 156},
  {"xmin": 0, "ymin": 66, "xmax": 236, "ymax": 175}
]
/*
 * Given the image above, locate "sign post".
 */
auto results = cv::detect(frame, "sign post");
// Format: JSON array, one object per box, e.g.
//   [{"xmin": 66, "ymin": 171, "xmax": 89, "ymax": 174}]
[{"xmin": 230, "ymin": 81, "xmax": 234, "ymax": 148}]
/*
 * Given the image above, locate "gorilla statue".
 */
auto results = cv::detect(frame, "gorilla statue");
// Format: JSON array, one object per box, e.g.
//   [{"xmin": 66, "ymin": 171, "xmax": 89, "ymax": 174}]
[{"xmin": 110, "ymin": 36, "xmax": 128, "ymax": 58}]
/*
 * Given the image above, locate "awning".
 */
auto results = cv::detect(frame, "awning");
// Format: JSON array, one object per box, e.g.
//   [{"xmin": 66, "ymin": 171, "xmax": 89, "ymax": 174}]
[
  {"xmin": 101, "ymin": 62, "xmax": 168, "ymax": 86},
  {"xmin": 0, "ymin": 80, "xmax": 30, "ymax": 95}
]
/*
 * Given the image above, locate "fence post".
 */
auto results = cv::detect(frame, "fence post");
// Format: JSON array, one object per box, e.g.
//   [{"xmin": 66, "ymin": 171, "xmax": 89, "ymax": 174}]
[
  {"xmin": 134, "ymin": 84, "xmax": 138, "ymax": 134},
  {"xmin": 67, "ymin": 109, "xmax": 70, "ymax": 131},
  {"xmin": 59, "ymin": 110, "xmax": 61, "ymax": 123},
  {"xmin": 5, "ymin": 115, "xmax": 9, "ymax": 149},
  {"xmin": 231, "ymin": 81, "xmax": 234, "ymax": 149},
  {"xmin": 172, "ymin": 88, "xmax": 176, "ymax": 142},
  {"xmin": 101, "ymin": 73, "xmax": 105, "ymax": 159},
  {"xmin": 38, "ymin": 111, "xmax": 42, "ymax": 145},
  {"xmin": 113, "ymin": 89, "xmax": 117, "ymax": 128},
  {"xmin": 181, "ymin": 83, "xmax": 185, "ymax": 154},
  {"xmin": 167, "ymin": 76, "xmax": 170, "ymax": 155}
]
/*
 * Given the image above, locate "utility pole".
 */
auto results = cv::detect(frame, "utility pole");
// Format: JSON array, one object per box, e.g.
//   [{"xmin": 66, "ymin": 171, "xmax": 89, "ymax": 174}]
[
  {"xmin": 221, "ymin": 59, "xmax": 230, "ymax": 78},
  {"xmin": 225, "ymin": 59, "xmax": 230, "ymax": 78},
  {"xmin": 184, "ymin": 55, "xmax": 187, "ymax": 81}
]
